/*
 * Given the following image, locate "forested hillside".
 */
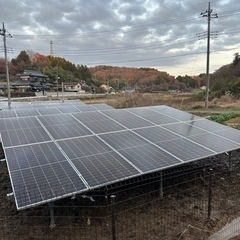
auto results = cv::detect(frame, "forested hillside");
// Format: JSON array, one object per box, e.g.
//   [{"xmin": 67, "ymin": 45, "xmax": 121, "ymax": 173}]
[
  {"xmin": 0, "ymin": 50, "xmax": 206, "ymax": 92},
  {"xmin": 210, "ymin": 53, "xmax": 240, "ymax": 98}
]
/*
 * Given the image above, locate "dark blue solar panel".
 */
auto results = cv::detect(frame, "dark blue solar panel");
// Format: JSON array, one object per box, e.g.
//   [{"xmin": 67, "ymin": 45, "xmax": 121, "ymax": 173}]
[
  {"xmin": 15, "ymin": 108, "xmax": 40, "ymax": 117},
  {"xmin": 74, "ymin": 105, "xmax": 97, "ymax": 112},
  {"xmin": 71, "ymin": 151, "xmax": 140, "ymax": 188},
  {"xmin": 91, "ymin": 103, "xmax": 114, "ymax": 110},
  {"xmin": 57, "ymin": 105, "xmax": 80, "ymax": 113},
  {"xmin": 188, "ymin": 133, "xmax": 240, "ymax": 153},
  {"xmin": 118, "ymin": 144, "xmax": 181, "ymax": 173},
  {"xmin": 150, "ymin": 105, "xmax": 200, "ymax": 121},
  {"xmin": 73, "ymin": 111, "xmax": 110, "ymax": 123},
  {"xmin": 5, "ymin": 142, "xmax": 87, "ymax": 209},
  {"xmin": 162, "ymin": 122, "xmax": 207, "ymax": 137},
  {"xmin": 99, "ymin": 131, "xmax": 149, "ymax": 150},
  {"xmin": 37, "ymin": 107, "xmax": 61, "ymax": 115},
  {"xmin": 57, "ymin": 136, "xmax": 112, "ymax": 159},
  {"xmin": 2, "ymin": 104, "xmax": 240, "ymax": 211},
  {"xmin": 133, "ymin": 126, "xmax": 179, "ymax": 143},
  {"xmin": 0, "ymin": 117, "xmax": 51, "ymax": 147},
  {"xmin": 0, "ymin": 110, "xmax": 17, "ymax": 118}
]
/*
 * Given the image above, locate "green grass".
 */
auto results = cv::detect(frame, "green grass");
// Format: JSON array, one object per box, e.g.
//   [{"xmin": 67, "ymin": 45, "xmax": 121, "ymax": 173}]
[{"xmin": 207, "ymin": 113, "xmax": 240, "ymax": 124}]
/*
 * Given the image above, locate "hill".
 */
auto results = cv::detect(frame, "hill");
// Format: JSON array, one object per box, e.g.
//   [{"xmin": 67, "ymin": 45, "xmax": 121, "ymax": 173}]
[{"xmin": 210, "ymin": 53, "xmax": 240, "ymax": 98}]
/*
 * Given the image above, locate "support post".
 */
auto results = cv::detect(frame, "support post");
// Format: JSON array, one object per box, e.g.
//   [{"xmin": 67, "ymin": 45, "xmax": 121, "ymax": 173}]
[
  {"xmin": 228, "ymin": 152, "xmax": 233, "ymax": 172},
  {"xmin": 111, "ymin": 195, "xmax": 116, "ymax": 240},
  {"xmin": 160, "ymin": 172, "xmax": 163, "ymax": 198},
  {"xmin": 49, "ymin": 203, "xmax": 56, "ymax": 228},
  {"xmin": 207, "ymin": 168, "xmax": 213, "ymax": 219}
]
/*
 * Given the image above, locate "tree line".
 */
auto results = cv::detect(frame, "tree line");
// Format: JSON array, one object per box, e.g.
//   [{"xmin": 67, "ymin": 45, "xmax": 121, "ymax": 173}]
[{"xmin": 1, "ymin": 50, "xmax": 239, "ymax": 97}]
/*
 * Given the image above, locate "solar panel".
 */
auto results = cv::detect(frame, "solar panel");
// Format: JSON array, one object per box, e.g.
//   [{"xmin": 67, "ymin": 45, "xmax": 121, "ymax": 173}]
[
  {"xmin": 150, "ymin": 105, "xmax": 201, "ymax": 121},
  {"xmin": 71, "ymin": 151, "xmax": 140, "ymax": 188},
  {"xmin": 38, "ymin": 114, "xmax": 78, "ymax": 126},
  {"xmin": 0, "ymin": 117, "xmax": 51, "ymax": 147},
  {"xmin": 91, "ymin": 103, "xmax": 114, "ymax": 110},
  {"xmin": 188, "ymin": 133, "xmax": 240, "ymax": 153},
  {"xmin": 213, "ymin": 128, "xmax": 240, "ymax": 144},
  {"xmin": 0, "ymin": 109, "xmax": 17, "ymax": 118},
  {"xmin": 118, "ymin": 144, "xmax": 181, "ymax": 173},
  {"xmin": 36, "ymin": 107, "xmax": 62, "ymax": 115},
  {"xmin": 153, "ymin": 138, "xmax": 215, "ymax": 162},
  {"xmin": 15, "ymin": 108, "xmax": 40, "ymax": 117},
  {"xmin": 73, "ymin": 111, "xmax": 110, "ymax": 123},
  {"xmin": 57, "ymin": 136, "xmax": 113, "ymax": 158},
  {"xmin": 126, "ymin": 107, "xmax": 179, "ymax": 125},
  {"xmin": 57, "ymin": 136, "xmax": 140, "ymax": 188},
  {"xmin": 73, "ymin": 105, "xmax": 97, "ymax": 112},
  {"xmin": 162, "ymin": 122, "xmax": 207, "ymax": 137},
  {"xmin": 101, "ymin": 109, "xmax": 156, "ymax": 129},
  {"xmin": 99, "ymin": 130, "xmax": 149, "ymax": 150},
  {"xmin": 188, "ymin": 119, "xmax": 230, "ymax": 131},
  {"xmin": 113, "ymin": 115, "xmax": 155, "ymax": 129},
  {"xmin": 5, "ymin": 142, "xmax": 88, "ymax": 209},
  {"xmin": 81, "ymin": 119, "xmax": 126, "ymax": 134},
  {"xmin": 2, "ymin": 104, "xmax": 240, "ymax": 211},
  {"xmin": 57, "ymin": 105, "xmax": 80, "ymax": 113},
  {"xmin": 133, "ymin": 126, "xmax": 180, "ymax": 143},
  {"xmin": 38, "ymin": 114, "xmax": 92, "ymax": 140},
  {"xmin": 102, "ymin": 109, "xmax": 133, "ymax": 119}
]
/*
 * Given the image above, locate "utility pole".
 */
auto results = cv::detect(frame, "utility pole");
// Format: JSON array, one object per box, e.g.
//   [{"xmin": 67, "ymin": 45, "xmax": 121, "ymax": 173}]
[
  {"xmin": 201, "ymin": 2, "xmax": 218, "ymax": 109},
  {"xmin": 0, "ymin": 22, "xmax": 12, "ymax": 109}
]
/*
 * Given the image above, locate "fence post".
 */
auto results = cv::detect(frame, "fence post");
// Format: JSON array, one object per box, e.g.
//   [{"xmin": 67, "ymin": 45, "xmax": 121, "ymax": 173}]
[
  {"xmin": 49, "ymin": 202, "xmax": 56, "ymax": 228},
  {"xmin": 228, "ymin": 151, "xmax": 233, "ymax": 171},
  {"xmin": 207, "ymin": 168, "xmax": 213, "ymax": 219},
  {"xmin": 111, "ymin": 195, "xmax": 117, "ymax": 240}
]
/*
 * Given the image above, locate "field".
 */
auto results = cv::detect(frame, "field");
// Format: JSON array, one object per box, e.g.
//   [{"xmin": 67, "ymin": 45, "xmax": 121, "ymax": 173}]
[{"xmin": 0, "ymin": 92, "xmax": 240, "ymax": 240}]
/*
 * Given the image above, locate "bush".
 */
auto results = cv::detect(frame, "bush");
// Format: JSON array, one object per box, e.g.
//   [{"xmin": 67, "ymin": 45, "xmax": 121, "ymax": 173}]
[{"xmin": 207, "ymin": 113, "xmax": 240, "ymax": 124}]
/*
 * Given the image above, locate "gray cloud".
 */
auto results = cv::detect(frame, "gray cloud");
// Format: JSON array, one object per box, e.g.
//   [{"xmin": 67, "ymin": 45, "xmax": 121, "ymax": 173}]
[{"xmin": 0, "ymin": 0, "xmax": 240, "ymax": 76}]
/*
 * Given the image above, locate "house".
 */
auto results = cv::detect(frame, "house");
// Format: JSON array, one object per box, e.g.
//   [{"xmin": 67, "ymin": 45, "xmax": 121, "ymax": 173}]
[
  {"xmin": 11, "ymin": 70, "xmax": 53, "ymax": 92},
  {"xmin": 99, "ymin": 84, "xmax": 113, "ymax": 92},
  {"xmin": 63, "ymin": 82, "xmax": 83, "ymax": 92}
]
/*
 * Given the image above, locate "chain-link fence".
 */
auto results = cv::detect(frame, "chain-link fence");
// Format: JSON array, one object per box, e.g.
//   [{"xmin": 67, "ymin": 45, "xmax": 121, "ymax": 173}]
[{"xmin": 0, "ymin": 150, "xmax": 240, "ymax": 240}]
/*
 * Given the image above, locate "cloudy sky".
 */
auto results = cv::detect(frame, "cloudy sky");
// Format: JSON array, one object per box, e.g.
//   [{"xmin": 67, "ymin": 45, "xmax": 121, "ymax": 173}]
[{"xmin": 0, "ymin": 0, "xmax": 239, "ymax": 76}]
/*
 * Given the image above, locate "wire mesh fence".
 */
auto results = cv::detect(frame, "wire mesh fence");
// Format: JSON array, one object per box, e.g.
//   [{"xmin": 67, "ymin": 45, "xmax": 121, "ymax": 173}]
[{"xmin": 0, "ymin": 150, "xmax": 240, "ymax": 239}]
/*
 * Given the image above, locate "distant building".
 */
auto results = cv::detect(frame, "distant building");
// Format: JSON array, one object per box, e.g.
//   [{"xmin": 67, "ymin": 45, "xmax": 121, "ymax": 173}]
[
  {"xmin": 63, "ymin": 82, "xmax": 83, "ymax": 92},
  {"xmin": 11, "ymin": 70, "xmax": 53, "ymax": 92},
  {"xmin": 99, "ymin": 84, "xmax": 113, "ymax": 92}
]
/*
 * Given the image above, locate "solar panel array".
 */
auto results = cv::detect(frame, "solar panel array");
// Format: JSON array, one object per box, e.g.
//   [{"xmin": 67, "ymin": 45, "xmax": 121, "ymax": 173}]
[
  {"xmin": 0, "ymin": 101, "xmax": 113, "ymax": 118},
  {"xmin": 1, "ymin": 103, "xmax": 240, "ymax": 210}
]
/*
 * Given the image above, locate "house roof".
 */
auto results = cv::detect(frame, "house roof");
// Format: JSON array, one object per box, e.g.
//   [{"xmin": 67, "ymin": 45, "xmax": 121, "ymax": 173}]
[
  {"xmin": 11, "ymin": 80, "xmax": 53, "ymax": 88},
  {"xmin": 17, "ymin": 70, "xmax": 48, "ymax": 78}
]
